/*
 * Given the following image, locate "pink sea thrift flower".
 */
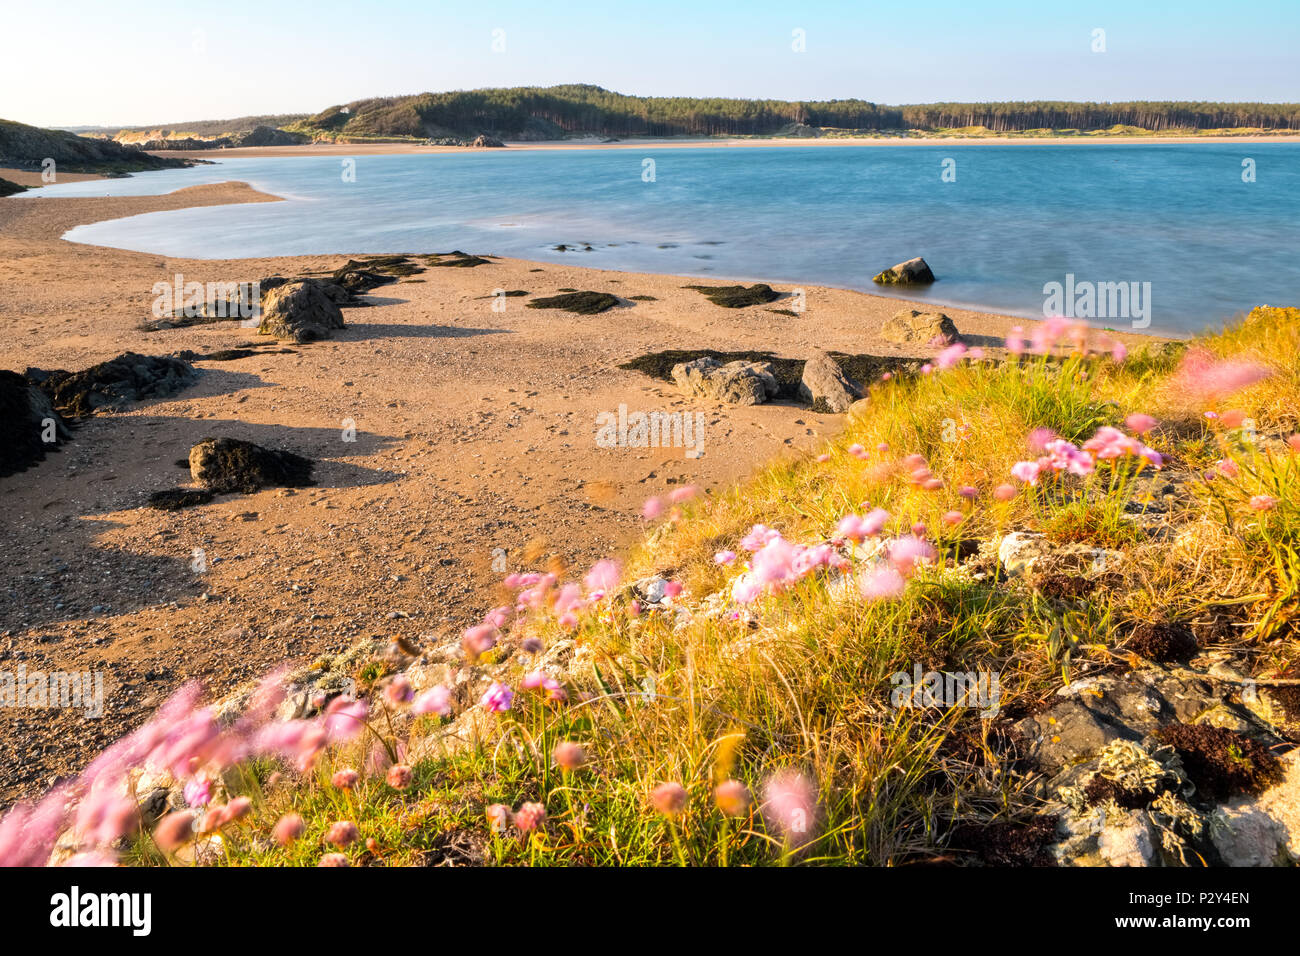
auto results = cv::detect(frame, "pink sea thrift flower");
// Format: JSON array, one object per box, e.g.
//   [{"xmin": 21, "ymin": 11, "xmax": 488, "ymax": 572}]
[
  {"xmin": 480, "ymin": 682, "xmax": 514, "ymax": 713},
  {"xmin": 714, "ymin": 549, "xmax": 737, "ymax": 565},
  {"xmin": 272, "ymin": 813, "xmax": 305, "ymax": 846},
  {"xmin": 153, "ymin": 811, "xmax": 196, "ymax": 852},
  {"xmin": 183, "ymin": 778, "xmax": 212, "ymax": 808},
  {"xmin": 326, "ymin": 821, "xmax": 359, "ymax": 847},
  {"xmin": 714, "ymin": 780, "xmax": 751, "ymax": 818},
  {"xmin": 384, "ymin": 674, "xmax": 413, "ymax": 707},
  {"xmin": 331, "ymin": 768, "xmax": 359, "ymax": 790},
  {"xmin": 642, "ymin": 497, "xmax": 664, "ymax": 520},
  {"xmin": 386, "ymin": 764, "xmax": 413, "ymax": 789},
  {"xmin": 412, "ymin": 685, "xmax": 451, "ymax": 717},
  {"xmin": 669, "ymin": 485, "xmax": 698, "ymax": 504},
  {"xmin": 553, "ymin": 741, "xmax": 586, "ymax": 772},
  {"xmin": 762, "ymin": 770, "xmax": 818, "ymax": 842},
  {"xmin": 993, "ymin": 483, "xmax": 1017, "ymax": 501},
  {"xmin": 584, "ymin": 558, "xmax": 621, "ymax": 596},
  {"xmin": 1217, "ymin": 459, "xmax": 1240, "ymax": 478},
  {"xmin": 513, "ymin": 802, "xmax": 547, "ymax": 832},
  {"xmin": 1174, "ymin": 348, "xmax": 1272, "ymax": 401},
  {"xmin": 324, "ymin": 697, "xmax": 368, "ymax": 743},
  {"xmin": 650, "ymin": 782, "xmax": 688, "ymax": 816},
  {"xmin": 942, "ymin": 511, "xmax": 965, "ymax": 527},
  {"xmin": 318, "ymin": 853, "xmax": 350, "ymax": 867},
  {"xmin": 848, "ymin": 443, "xmax": 869, "ymax": 459},
  {"xmin": 935, "ymin": 342, "xmax": 967, "ymax": 369},
  {"xmin": 485, "ymin": 804, "xmax": 511, "ymax": 832},
  {"xmin": 462, "ymin": 622, "xmax": 498, "ymax": 658},
  {"xmin": 1125, "ymin": 413, "xmax": 1158, "ymax": 435},
  {"xmin": 1005, "ymin": 327, "xmax": 1025, "ymax": 355},
  {"xmin": 859, "ymin": 566, "xmax": 906, "ymax": 601},
  {"xmin": 1249, "ymin": 495, "xmax": 1277, "ymax": 512},
  {"xmin": 1043, "ymin": 439, "xmax": 1094, "ymax": 476},
  {"xmin": 887, "ymin": 536, "xmax": 936, "ymax": 577},
  {"xmin": 958, "ymin": 485, "xmax": 978, "ymax": 500}
]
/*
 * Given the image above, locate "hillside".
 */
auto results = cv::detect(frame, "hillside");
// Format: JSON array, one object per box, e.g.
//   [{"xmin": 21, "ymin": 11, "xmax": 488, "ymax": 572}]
[
  {"xmin": 0, "ymin": 119, "xmax": 193, "ymax": 174},
  {"xmin": 285, "ymin": 85, "xmax": 1300, "ymax": 141}
]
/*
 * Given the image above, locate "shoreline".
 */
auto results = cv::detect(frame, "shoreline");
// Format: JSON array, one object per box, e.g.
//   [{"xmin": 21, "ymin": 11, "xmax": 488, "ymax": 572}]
[
  {"xmin": 145, "ymin": 132, "xmax": 1300, "ymax": 160},
  {"xmin": 5, "ymin": 177, "xmax": 1155, "ymax": 807}
]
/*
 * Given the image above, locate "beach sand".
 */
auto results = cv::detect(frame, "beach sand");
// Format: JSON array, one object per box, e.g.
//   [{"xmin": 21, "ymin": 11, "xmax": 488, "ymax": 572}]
[{"xmin": 0, "ymin": 172, "xmax": 1161, "ymax": 806}]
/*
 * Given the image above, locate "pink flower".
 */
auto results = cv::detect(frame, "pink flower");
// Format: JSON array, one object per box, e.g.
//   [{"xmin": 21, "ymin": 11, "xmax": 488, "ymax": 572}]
[
  {"xmin": 386, "ymin": 764, "xmax": 413, "ymax": 789},
  {"xmin": 740, "ymin": 524, "xmax": 781, "ymax": 552},
  {"xmin": 920, "ymin": 363, "xmax": 934, "ymax": 374},
  {"xmin": 1249, "ymin": 495, "xmax": 1277, "ymax": 512},
  {"xmin": 485, "ymin": 804, "xmax": 511, "ymax": 832},
  {"xmin": 848, "ymin": 443, "xmax": 869, "ymax": 459},
  {"xmin": 816, "ymin": 452, "xmax": 831, "ymax": 462},
  {"xmin": 993, "ymin": 483, "xmax": 1017, "ymax": 502},
  {"xmin": 714, "ymin": 549, "xmax": 737, "ymax": 565},
  {"xmin": 714, "ymin": 780, "xmax": 751, "ymax": 817},
  {"xmin": 942, "ymin": 510, "xmax": 965, "ymax": 527},
  {"xmin": 584, "ymin": 559, "xmax": 621, "ymax": 595},
  {"xmin": 642, "ymin": 497, "xmax": 664, "ymax": 520},
  {"xmin": 1111, "ymin": 341, "xmax": 1128, "ymax": 362},
  {"xmin": 1288, "ymin": 434, "xmax": 1300, "ymax": 454},
  {"xmin": 553, "ymin": 741, "xmax": 586, "ymax": 772},
  {"xmin": 522, "ymin": 670, "xmax": 546, "ymax": 690},
  {"xmin": 324, "ymin": 697, "xmax": 368, "ymax": 742},
  {"xmin": 887, "ymin": 536, "xmax": 935, "ymax": 577},
  {"xmin": 480, "ymin": 682, "xmax": 514, "ymax": 713},
  {"xmin": 543, "ymin": 677, "xmax": 568, "ymax": 704},
  {"xmin": 462, "ymin": 622, "xmax": 498, "ymax": 658},
  {"xmin": 935, "ymin": 342, "xmax": 967, "ymax": 370},
  {"xmin": 513, "ymin": 802, "xmax": 547, "ymax": 832},
  {"xmin": 650, "ymin": 782, "xmax": 688, "ymax": 816},
  {"xmin": 183, "ymin": 778, "xmax": 212, "ymax": 808},
  {"xmin": 1174, "ymin": 348, "xmax": 1272, "ymax": 401},
  {"xmin": 520, "ymin": 636, "xmax": 544, "ymax": 654},
  {"xmin": 1043, "ymin": 439, "xmax": 1094, "ymax": 476},
  {"xmin": 318, "ymin": 853, "xmax": 350, "ymax": 867},
  {"xmin": 1125, "ymin": 413, "xmax": 1158, "ymax": 435},
  {"xmin": 837, "ymin": 508, "xmax": 889, "ymax": 542},
  {"xmin": 752, "ymin": 536, "xmax": 799, "ymax": 589},
  {"xmin": 762, "ymin": 770, "xmax": 817, "ymax": 842},
  {"xmin": 859, "ymin": 566, "xmax": 906, "ymax": 601},
  {"xmin": 1011, "ymin": 461, "xmax": 1041, "ymax": 485},
  {"xmin": 153, "ymin": 811, "xmax": 196, "ymax": 852},
  {"xmin": 383, "ymin": 674, "xmax": 413, "ymax": 707},
  {"xmin": 326, "ymin": 821, "xmax": 359, "ymax": 847},
  {"xmin": 1217, "ymin": 458, "xmax": 1240, "ymax": 478},
  {"xmin": 272, "ymin": 813, "xmax": 305, "ymax": 846},
  {"xmin": 663, "ymin": 580, "xmax": 684, "ymax": 599},
  {"xmin": 412, "ymin": 685, "xmax": 451, "ymax": 717},
  {"xmin": 669, "ymin": 485, "xmax": 698, "ymax": 504},
  {"xmin": 958, "ymin": 485, "xmax": 978, "ymax": 500},
  {"xmin": 60, "ymin": 851, "xmax": 118, "ymax": 867},
  {"xmin": 331, "ymin": 769, "xmax": 359, "ymax": 789},
  {"xmin": 1005, "ymin": 327, "xmax": 1025, "ymax": 355}
]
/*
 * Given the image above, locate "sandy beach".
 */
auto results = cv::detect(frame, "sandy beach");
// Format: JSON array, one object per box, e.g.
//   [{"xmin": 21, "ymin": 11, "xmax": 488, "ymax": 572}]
[{"xmin": 0, "ymin": 172, "xmax": 1161, "ymax": 806}]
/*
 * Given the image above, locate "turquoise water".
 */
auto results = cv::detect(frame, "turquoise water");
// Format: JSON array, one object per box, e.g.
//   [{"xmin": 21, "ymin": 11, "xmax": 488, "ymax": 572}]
[{"xmin": 33, "ymin": 144, "xmax": 1300, "ymax": 336}]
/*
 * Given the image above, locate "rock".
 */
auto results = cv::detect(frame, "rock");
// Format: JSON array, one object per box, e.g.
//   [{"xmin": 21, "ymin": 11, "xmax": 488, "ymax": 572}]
[
  {"xmin": 26, "ymin": 352, "xmax": 199, "ymax": 418},
  {"xmin": 258, "ymin": 280, "xmax": 345, "ymax": 343},
  {"xmin": 147, "ymin": 487, "xmax": 215, "ymax": 510},
  {"xmin": 471, "ymin": 135, "xmax": 505, "ymax": 148},
  {"xmin": 671, "ymin": 357, "xmax": 779, "ymax": 406},
  {"xmin": 798, "ymin": 350, "xmax": 861, "ymax": 412},
  {"xmin": 872, "ymin": 257, "xmax": 936, "ymax": 285},
  {"xmin": 189, "ymin": 437, "xmax": 315, "ymax": 494},
  {"xmin": 1209, "ymin": 803, "xmax": 1287, "ymax": 866},
  {"xmin": 1097, "ymin": 809, "xmax": 1158, "ymax": 866},
  {"xmin": 0, "ymin": 177, "xmax": 28, "ymax": 197},
  {"xmin": 0, "ymin": 370, "xmax": 70, "ymax": 479},
  {"xmin": 880, "ymin": 308, "xmax": 960, "ymax": 345},
  {"xmin": 997, "ymin": 531, "xmax": 1121, "ymax": 577}
]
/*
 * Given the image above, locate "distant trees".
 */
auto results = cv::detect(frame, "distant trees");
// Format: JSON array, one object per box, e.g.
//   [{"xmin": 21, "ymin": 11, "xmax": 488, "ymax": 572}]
[{"xmin": 297, "ymin": 87, "xmax": 1300, "ymax": 139}]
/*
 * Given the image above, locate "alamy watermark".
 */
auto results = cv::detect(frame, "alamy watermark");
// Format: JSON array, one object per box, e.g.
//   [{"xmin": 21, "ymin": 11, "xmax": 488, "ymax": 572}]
[
  {"xmin": 1043, "ymin": 274, "xmax": 1152, "ymax": 329},
  {"xmin": 890, "ymin": 663, "xmax": 1001, "ymax": 718},
  {"xmin": 595, "ymin": 404, "xmax": 705, "ymax": 458},
  {"xmin": 151, "ymin": 274, "xmax": 260, "ymax": 325},
  {"xmin": 1, "ymin": 666, "xmax": 104, "ymax": 718}
]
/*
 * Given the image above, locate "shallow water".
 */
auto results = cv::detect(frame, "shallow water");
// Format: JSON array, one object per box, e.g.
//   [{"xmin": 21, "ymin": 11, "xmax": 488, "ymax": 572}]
[{"xmin": 32, "ymin": 143, "xmax": 1300, "ymax": 336}]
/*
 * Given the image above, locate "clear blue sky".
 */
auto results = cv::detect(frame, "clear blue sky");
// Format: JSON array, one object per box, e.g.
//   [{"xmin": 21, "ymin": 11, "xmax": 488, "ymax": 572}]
[{"xmin": 3, "ymin": 0, "xmax": 1296, "ymax": 127}]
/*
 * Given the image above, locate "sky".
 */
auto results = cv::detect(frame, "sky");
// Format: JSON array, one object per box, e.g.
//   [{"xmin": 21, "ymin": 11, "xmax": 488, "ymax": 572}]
[{"xmin": 2, "ymin": 0, "xmax": 1296, "ymax": 128}]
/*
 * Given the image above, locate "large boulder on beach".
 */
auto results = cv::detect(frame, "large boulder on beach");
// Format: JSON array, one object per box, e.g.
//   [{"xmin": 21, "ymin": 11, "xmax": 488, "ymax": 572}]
[
  {"xmin": 872, "ymin": 256, "xmax": 936, "ymax": 285},
  {"xmin": 671, "ymin": 357, "xmax": 778, "ymax": 406},
  {"xmin": 0, "ymin": 370, "xmax": 70, "ymax": 478},
  {"xmin": 798, "ymin": 351, "xmax": 861, "ymax": 412},
  {"xmin": 25, "ymin": 352, "xmax": 198, "ymax": 418},
  {"xmin": 881, "ymin": 308, "xmax": 962, "ymax": 346},
  {"xmin": 471, "ymin": 135, "xmax": 505, "ymax": 148},
  {"xmin": 189, "ymin": 437, "xmax": 315, "ymax": 494},
  {"xmin": 258, "ymin": 280, "xmax": 345, "ymax": 343}
]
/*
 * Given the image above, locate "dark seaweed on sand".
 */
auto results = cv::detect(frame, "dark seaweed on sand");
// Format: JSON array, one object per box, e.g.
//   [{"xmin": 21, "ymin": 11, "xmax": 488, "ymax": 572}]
[
  {"xmin": 1154, "ymin": 724, "xmax": 1283, "ymax": 801},
  {"xmin": 0, "ymin": 370, "xmax": 69, "ymax": 478},
  {"xmin": 191, "ymin": 437, "xmax": 315, "ymax": 494},
  {"xmin": 629, "ymin": 295, "xmax": 658, "ymax": 301},
  {"xmin": 425, "ymin": 252, "xmax": 492, "ymax": 268},
  {"xmin": 26, "ymin": 353, "xmax": 198, "ymax": 418},
  {"xmin": 684, "ymin": 283, "xmax": 780, "ymax": 308},
  {"xmin": 147, "ymin": 488, "xmax": 215, "ymax": 511},
  {"xmin": 526, "ymin": 291, "xmax": 620, "ymax": 315}
]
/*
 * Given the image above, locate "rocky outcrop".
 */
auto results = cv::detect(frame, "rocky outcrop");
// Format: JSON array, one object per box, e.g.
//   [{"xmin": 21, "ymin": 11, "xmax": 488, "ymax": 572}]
[
  {"xmin": 872, "ymin": 257, "xmax": 936, "ymax": 285},
  {"xmin": 0, "ymin": 370, "xmax": 70, "ymax": 478},
  {"xmin": 25, "ymin": 353, "xmax": 198, "ymax": 418},
  {"xmin": 258, "ymin": 280, "xmax": 345, "ymax": 342},
  {"xmin": 471, "ymin": 135, "xmax": 506, "ymax": 148},
  {"xmin": 798, "ymin": 350, "xmax": 861, "ymax": 412},
  {"xmin": 189, "ymin": 437, "xmax": 315, "ymax": 494},
  {"xmin": 0, "ymin": 177, "xmax": 27, "ymax": 197},
  {"xmin": 880, "ymin": 308, "xmax": 960, "ymax": 345},
  {"xmin": 671, "ymin": 357, "xmax": 779, "ymax": 406}
]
